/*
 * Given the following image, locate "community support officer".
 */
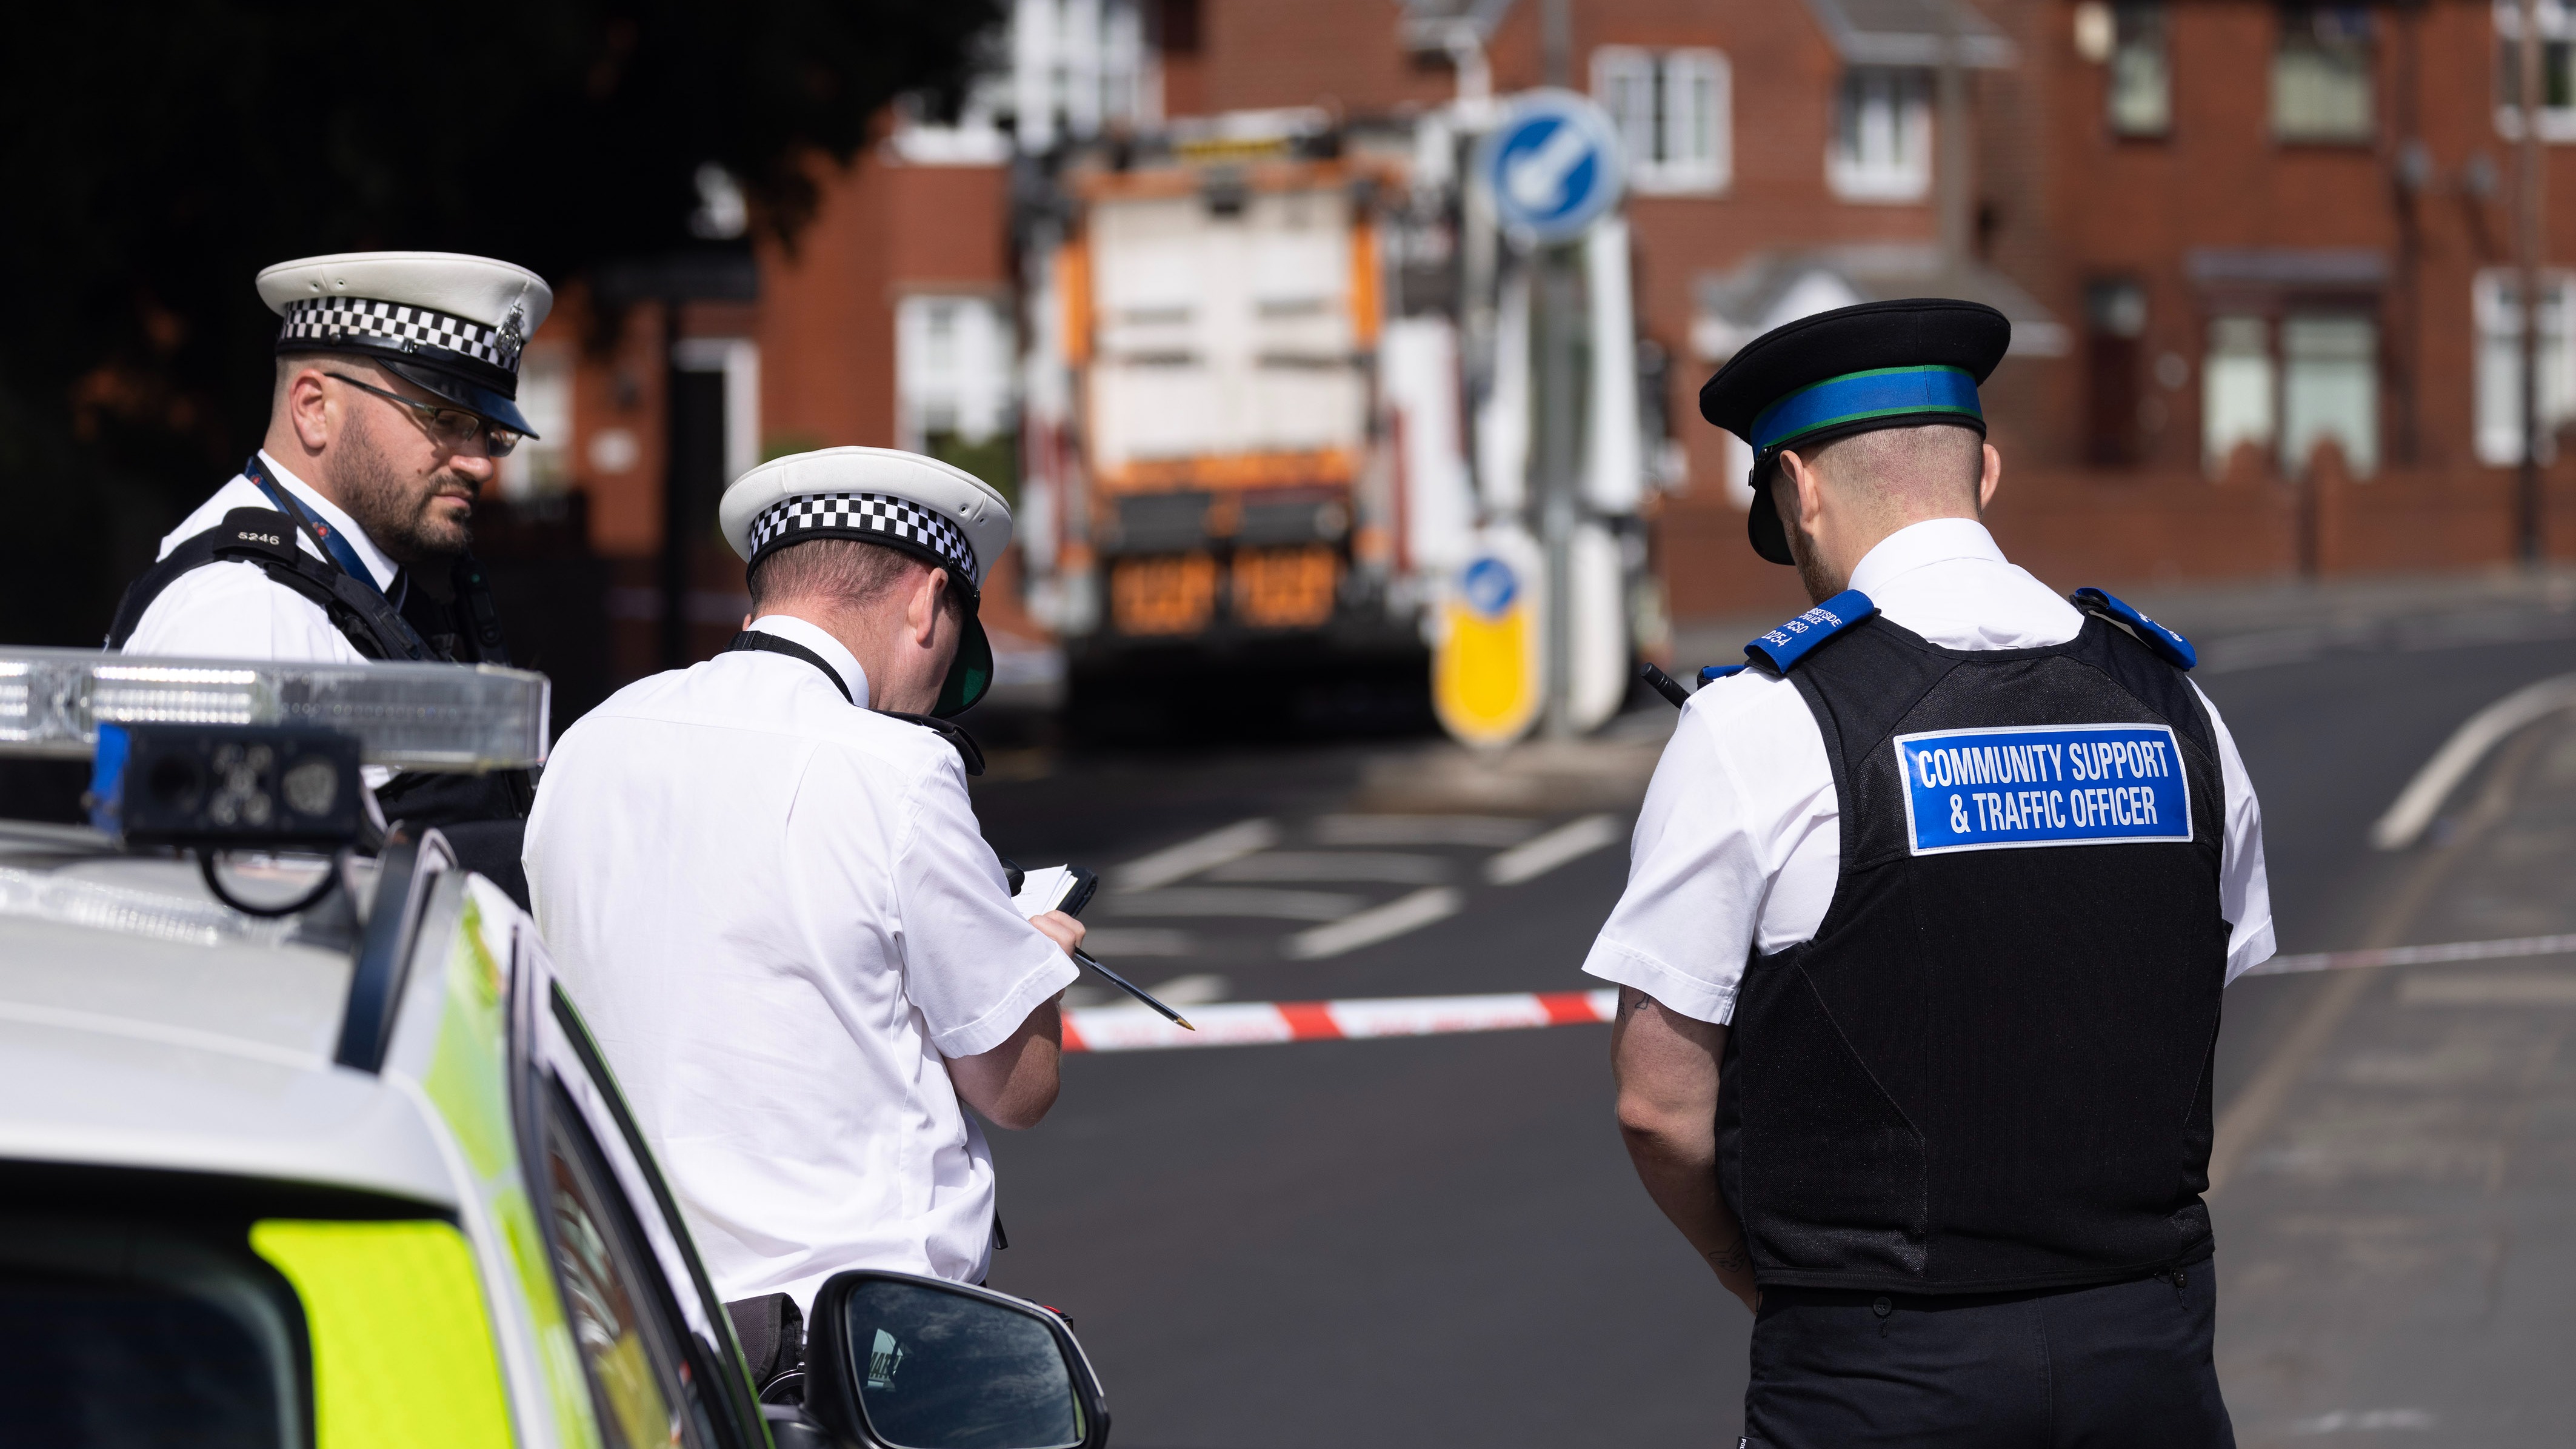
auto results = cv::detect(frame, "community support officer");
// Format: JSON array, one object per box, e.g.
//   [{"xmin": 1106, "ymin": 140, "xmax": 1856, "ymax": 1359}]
[
  {"xmin": 524, "ymin": 446, "xmax": 1081, "ymax": 1313},
  {"xmin": 108, "ymin": 251, "xmax": 552, "ymax": 884},
  {"xmin": 1587, "ymin": 299, "xmax": 2274, "ymax": 1447}
]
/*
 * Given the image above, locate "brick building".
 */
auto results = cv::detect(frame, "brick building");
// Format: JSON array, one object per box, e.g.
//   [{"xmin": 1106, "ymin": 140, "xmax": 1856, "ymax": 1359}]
[{"xmin": 508, "ymin": 0, "xmax": 2576, "ymax": 692}]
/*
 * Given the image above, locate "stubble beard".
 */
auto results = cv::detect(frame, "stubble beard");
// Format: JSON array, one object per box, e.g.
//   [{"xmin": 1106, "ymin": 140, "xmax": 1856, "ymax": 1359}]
[{"xmin": 335, "ymin": 407, "xmax": 474, "ymax": 566}]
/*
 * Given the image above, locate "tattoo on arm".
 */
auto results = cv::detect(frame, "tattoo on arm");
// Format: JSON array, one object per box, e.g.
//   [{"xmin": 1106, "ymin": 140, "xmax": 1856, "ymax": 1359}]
[
  {"xmin": 1709, "ymin": 1234, "xmax": 1750, "ymax": 1274},
  {"xmin": 1620, "ymin": 988, "xmax": 1657, "ymax": 1017}
]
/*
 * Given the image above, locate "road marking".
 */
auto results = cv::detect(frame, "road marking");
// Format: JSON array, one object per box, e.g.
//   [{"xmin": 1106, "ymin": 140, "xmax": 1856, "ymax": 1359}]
[
  {"xmin": 2400, "ymin": 971, "xmax": 2576, "ymax": 1006},
  {"xmin": 1144, "ymin": 972, "xmax": 1233, "ymax": 1006},
  {"xmin": 1312, "ymin": 814, "xmax": 1539, "ymax": 848},
  {"xmin": 2369, "ymin": 672, "xmax": 2576, "ymax": 849},
  {"xmin": 1109, "ymin": 887, "xmax": 1361, "ymax": 921},
  {"xmin": 1484, "ymin": 813, "xmax": 1621, "ymax": 885},
  {"xmin": 1112, "ymin": 818, "xmax": 1280, "ymax": 891},
  {"xmin": 1076, "ymin": 928, "xmax": 1195, "ymax": 957},
  {"xmin": 1063, "ymin": 986, "xmax": 1617, "ymax": 1052},
  {"xmin": 2244, "ymin": 931, "xmax": 2576, "ymax": 977},
  {"xmin": 1206, "ymin": 851, "xmax": 1452, "ymax": 884},
  {"xmin": 1282, "ymin": 886, "xmax": 1463, "ymax": 960}
]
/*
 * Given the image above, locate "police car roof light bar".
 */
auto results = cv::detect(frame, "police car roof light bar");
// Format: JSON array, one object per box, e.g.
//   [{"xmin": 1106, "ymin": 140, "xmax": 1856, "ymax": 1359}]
[{"xmin": 0, "ymin": 648, "xmax": 549, "ymax": 772}]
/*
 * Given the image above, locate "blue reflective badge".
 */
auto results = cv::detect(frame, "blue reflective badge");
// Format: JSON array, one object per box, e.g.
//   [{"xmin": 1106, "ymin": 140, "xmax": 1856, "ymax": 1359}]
[{"xmin": 1894, "ymin": 723, "xmax": 2192, "ymax": 855}]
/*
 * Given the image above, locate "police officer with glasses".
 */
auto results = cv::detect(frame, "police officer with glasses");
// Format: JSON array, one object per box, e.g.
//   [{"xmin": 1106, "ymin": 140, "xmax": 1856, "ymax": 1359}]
[
  {"xmin": 524, "ymin": 446, "xmax": 1082, "ymax": 1316},
  {"xmin": 110, "ymin": 251, "xmax": 552, "ymax": 886},
  {"xmin": 1587, "ymin": 299, "xmax": 2274, "ymax": 1447}
]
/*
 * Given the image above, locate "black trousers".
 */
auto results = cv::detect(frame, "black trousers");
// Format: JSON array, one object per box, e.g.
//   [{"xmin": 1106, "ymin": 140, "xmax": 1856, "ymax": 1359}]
[{"xmin": 1742, "ymin": 1263, "xmax": 2233, "ymax": 1449}]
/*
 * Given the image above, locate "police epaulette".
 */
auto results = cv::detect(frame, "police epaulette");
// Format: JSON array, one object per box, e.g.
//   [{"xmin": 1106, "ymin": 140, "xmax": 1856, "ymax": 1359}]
[
  {"xmin": 1742, "ymin": 589, "xmax": 1877, "ymax": 672},
  {"xmin": 2070, "ymin": 587, "xmax": 2197, "ymax": 671}
]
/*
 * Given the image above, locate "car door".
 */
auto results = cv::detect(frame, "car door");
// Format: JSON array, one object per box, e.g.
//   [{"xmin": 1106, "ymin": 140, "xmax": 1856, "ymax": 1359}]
[{"xmin": 504, "ymin": 916, "xmax": 769, "ymax": 1449}]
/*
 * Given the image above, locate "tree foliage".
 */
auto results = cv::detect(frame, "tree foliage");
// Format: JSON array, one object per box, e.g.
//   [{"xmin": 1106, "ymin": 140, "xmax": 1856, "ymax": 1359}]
[{"xmin": 0, "ymin": 0, "xmax": 998, "ymax": 643}]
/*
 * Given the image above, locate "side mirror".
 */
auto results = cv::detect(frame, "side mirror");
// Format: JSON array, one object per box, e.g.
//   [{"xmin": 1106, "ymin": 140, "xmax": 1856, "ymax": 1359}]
[{"xmin": 803, "ymin": 1270, "xmax": 1110, "ymax": 1449}]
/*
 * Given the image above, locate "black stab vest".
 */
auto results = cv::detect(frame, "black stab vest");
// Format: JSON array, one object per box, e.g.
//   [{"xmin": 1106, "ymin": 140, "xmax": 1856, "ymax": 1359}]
[{"xmin": 1718, "ymin": 614, "xmax": 2227, "ymax": 1296}]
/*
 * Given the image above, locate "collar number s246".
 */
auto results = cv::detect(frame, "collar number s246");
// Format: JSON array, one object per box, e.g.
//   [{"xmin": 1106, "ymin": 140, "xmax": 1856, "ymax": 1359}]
[{"xmin": 1894, "ymin": 723, "xmax": 2192, "ymax": 856}]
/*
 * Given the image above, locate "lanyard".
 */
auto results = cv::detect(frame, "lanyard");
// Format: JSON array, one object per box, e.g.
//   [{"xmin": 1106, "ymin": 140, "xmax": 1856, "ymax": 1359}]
[{"xmin": 244, "ymin": 453, "xmax": 392, "ymax": 603}]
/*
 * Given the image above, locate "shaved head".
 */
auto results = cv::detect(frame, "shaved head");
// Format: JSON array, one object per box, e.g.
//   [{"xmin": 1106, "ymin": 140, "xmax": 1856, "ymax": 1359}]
[{"xmin": 1805, "ymin": 424, "xmax": 1985, "ymax": 517}]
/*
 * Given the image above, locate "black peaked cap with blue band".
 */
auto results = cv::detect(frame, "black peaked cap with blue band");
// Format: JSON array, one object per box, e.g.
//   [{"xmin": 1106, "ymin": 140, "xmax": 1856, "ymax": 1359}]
[{"xmin": 1699, "ymin": 298, "xmax": 2012, "ymax": 566}]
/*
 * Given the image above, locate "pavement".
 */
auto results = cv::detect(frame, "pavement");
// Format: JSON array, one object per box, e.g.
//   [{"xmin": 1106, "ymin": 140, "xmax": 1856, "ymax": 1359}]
[{"xmin": 964, "ymin": 566, "xmax": 2576, "ymax": 1447}]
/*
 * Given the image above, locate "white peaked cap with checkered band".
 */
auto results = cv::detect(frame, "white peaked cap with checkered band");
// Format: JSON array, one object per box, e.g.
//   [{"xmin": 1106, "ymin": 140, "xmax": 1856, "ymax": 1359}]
[
  {"xmin": 719, "ymin": 446, "xmax": 1012, "ymax": 591},
  {"xmin": 256, "ymin": 252, "xmax": 555, "ymax": 436}
]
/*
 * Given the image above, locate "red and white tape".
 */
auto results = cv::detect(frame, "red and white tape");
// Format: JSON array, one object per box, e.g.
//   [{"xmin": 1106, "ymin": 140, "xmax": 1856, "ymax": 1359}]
[
  {"xmin": 1061, "ymin": 932, "xmax": 2576, "ymax": 1055},
  {"xmin": 1064, "ymin": 989, "xmax": 1618, "ymax": 1054}
]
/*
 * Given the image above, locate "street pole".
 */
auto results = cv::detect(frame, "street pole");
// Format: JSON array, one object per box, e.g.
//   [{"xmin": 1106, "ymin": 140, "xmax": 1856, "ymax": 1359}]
[
  {"xmin": 1538, "ymin": 249, "xmax": 1580, "ymax": 740},
  {"xmin": 1937, "ymin": 0, "xmax": 1971, "ymax": 288},
  {"xmin": 2519, "ymin": 0, "xmax": 2546, "ymax": 566}
]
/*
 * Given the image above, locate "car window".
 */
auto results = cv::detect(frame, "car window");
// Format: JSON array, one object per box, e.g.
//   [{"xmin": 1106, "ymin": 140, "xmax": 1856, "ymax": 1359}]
[
  {"xmin": 542, "ymin": 1080, "xmax": 719, "ymax": 1449},
  {"xmin": 0, "ymin": 1256, "xmax": 294, "ymax": 1448}
]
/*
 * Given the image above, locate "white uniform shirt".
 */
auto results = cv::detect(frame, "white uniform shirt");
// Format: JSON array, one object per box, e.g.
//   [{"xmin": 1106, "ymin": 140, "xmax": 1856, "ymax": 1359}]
[
  {"xmin": 1584, "ymin": 519, "xmax": 2274, "ymax": 1026},
  {"xmin": 523, "ymin": 614, "xmax": 1079, "ymax": 1308},
  {"xmin": 121, "ymin": 450, "xmax": 402, "ymax": 663}
]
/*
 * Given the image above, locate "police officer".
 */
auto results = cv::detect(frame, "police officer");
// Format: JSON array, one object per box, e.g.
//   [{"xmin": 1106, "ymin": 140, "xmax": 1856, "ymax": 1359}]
[
  {"xmin": 1587, "ymin": 299, "xmax": 2274, "ymax": 1446},
  {"xmin": 523, "ymin": 447, "xmax": 1081, "ymax": 1314},
  {"xmin": 109, "ymin": 252, "xmax": 550, "ymax": 885}
]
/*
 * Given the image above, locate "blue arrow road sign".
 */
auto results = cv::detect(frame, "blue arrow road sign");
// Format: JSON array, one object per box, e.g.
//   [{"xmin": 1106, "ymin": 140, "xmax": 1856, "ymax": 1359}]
[{"xmin": 1479, "ymin": 89, "xmax": 1625, "ymax": 244}]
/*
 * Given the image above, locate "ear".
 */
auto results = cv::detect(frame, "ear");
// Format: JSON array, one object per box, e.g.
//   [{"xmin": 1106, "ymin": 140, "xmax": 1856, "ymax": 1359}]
[
  {"xmin": 1778, "ymin": 447, "xmax": 1826, "ymax": 531},
  {"xmin": 1976, "ymin": 442, "xmax": 2002, "ymax": 514},
  {"xmin": 907, "ymin": 567, "xmax": 951, "ymax": 648},
  {"xmin": 287, "ymin": 367, "xmax": 335, "ymax": 453}
]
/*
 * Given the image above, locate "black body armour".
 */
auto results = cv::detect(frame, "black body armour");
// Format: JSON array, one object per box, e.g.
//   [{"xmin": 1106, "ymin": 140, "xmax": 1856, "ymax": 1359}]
[
  {"xmin": 105, "ymin": 507, "xmax": 538, "ymax": 897},
  {"xmin": 1719, "ymin": 601, "xmax": 2226, "ymax": 1297}
]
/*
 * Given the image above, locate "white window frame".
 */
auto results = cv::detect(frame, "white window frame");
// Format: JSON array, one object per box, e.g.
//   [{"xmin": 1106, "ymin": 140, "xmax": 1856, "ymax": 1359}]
[
  {"xmin": 895, "ymin": 293, "xmax": 1018, "ymax": 453},
  {"xmin": 1591, "ymin": 45, "xmax": 1731, "ymax": 196},
  {"xmin": 2474, "ymin": 267, "xmax": 2576, "ymax": 464},
  {"xmin": 1828, "ymin": 67, "xmax": 1933, "ymax": 203},
  {"xmin": 670, "ymin": 338, "xmax": 762, "ymax": 487},
  {"xmin": 497, "ymin": 345, "xmax": 575, "ymax": 499},
  {"xmin": 2496, "ymin": 0, "xmax": 2576, "ymax": 141}
]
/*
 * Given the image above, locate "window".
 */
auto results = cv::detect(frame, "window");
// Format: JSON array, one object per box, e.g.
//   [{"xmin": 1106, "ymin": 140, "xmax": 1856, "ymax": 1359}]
[
  {"xmin": 2203, "ymin": 316, "xmax": 2277, "ymax": 475},
  {"xmin": 498, "ymin": 346, "xmax": 574, "ymax": 498},
  {"xmin": 2273, "ymin": 5, "xmax": 2374, "ymax": 141},
  {"xmin": 1829, "ymin": 67, "xmax": 1932, "ymax": 202},
  {"xmin": 2474, "ymin": 269, "xmax": 2576, "ymax": 464},
  {"xmin": 545, "ymin": 1081, "xmax": 719, "ymax": 1449},
  {"xmin": 897, "ymin": 295, "xmax": 1019, "ymax": 501},
  {"xmin": 2280, "ymin": 313, "xmax": 2377, "ymax": 475},
  {"xmin": 1593, "ymin": 47, "xmax": 1730, "ymax": 195},
  {"xmin": 2497, "ymin": 0, "xmax": 2576, "ymax": 140},
  {"xmin": 2107, "ymin": 4, "xmax": 2172, "ymax": 136}
]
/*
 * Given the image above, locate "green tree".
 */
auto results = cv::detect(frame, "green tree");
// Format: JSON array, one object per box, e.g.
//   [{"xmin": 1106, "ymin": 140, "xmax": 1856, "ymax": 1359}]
[{"xmin": 0, "ymin": 0, "xmax": 998, "ymax": 643}]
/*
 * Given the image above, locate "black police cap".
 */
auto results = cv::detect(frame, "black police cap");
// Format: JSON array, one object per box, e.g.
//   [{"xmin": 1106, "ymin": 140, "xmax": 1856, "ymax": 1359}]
[{"xmin": 1698, "ymin": 298, "xmax": 2012, "ymax": 565}]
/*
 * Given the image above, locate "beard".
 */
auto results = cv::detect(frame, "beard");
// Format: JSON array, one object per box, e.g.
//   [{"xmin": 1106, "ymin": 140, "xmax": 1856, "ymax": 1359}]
[
  {"xmin": 1787, "ymin": 517, "xmax": 1837, "ymax": 605},
  {"xmin": 336, "ymin": 409, "xmax": 474, "ymax": 564}
]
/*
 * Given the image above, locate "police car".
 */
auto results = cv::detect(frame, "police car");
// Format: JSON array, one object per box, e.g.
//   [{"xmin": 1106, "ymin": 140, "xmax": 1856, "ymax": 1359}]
[{"xmin": 0, "ymin": 648, "xmax": 1110, "ymax": 1449}]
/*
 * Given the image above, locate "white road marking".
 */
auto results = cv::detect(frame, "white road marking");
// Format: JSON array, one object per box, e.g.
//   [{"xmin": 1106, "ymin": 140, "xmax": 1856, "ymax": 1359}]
[
  {"xmin": 1112, "ymin": 818, "xmax": 1280, "ymax": 891},
  {"xmin": 2246, "ymin": 931, "xmax": 2576, "ymax": 977},
  {"xmin": 1313, "ymin": 814, "xmax": 1539, "ymax": 847},
  {"xmin": 2369, "ymin": 672, "xmax": 2576, "ymax": 849},
  {"xmin": 1076, "ymin": 928, "xmax": 1196, "ymax": 957},
  {"xmin": 2284, "ymin": 1408, "xmax": 2435, "ymax": 1435},
  {"xmin": 1207, "ymin": 851, "xmax": 1452, "ymax": 884},
  {"xmin": 1144, "ymin": 972, "xmax": 1232, "ymax": 1006},
  {"xmin": 1109, "ymin": 887, "xmax": 1361, "ymax": 921},
  {"xmin": 1484, "ymin": 814, "xmax": 1622, "ymax": 886},
  {"xmin": 1284, "ymin": 887, "xmax": 1464, "ymax": 960},
  {"xmin": 2400, "ymin": 971, "xmax": 2576, "ymax": 1006}
]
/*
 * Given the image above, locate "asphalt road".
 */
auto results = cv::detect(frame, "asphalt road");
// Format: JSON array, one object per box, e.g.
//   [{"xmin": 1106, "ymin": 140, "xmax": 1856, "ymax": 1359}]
[{"xmin": 968, "ymin": 607, "xmax": 2576, "ymax": 1448}]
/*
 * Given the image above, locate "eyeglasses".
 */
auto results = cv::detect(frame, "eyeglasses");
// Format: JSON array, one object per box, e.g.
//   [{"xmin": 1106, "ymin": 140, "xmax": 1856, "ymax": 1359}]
[{"xmin": 327, "ymin": 372, "xmax": 523, "ymax": 457}]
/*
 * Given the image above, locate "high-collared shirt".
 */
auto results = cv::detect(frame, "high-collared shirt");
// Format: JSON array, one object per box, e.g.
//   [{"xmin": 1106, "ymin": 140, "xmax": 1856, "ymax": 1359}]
[
  {"xmin": 1583, "ymin": 518, "xmax": 2275, "ymax": 1026},
  {"xmin": 523, "ymin": 614, "xmax": 1076, "ymax": 1308},
  {"xmin": 121, "ymin": 450, "xmax": 402, "ymax": 663}
]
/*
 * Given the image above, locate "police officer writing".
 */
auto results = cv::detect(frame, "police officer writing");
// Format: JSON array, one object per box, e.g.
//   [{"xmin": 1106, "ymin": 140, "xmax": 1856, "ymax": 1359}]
[
  {"xmin": 1586, "ymin": 300, "xmax": 2274, "ymax": 1447},
  {"xmin": 110, "ymin": 251, "xmax": 551, "ymax": 885},
  {"xmin": 524, "ymin": 447, "xmax": 1082, "ymax": 1316}
]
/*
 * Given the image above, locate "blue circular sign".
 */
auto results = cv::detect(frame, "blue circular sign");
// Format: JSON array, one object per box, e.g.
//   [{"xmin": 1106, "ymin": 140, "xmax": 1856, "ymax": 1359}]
[
  {"xmin": 1478, "ymin": 90, "xmax": 1626, "ymax": 245},
  {"xmin": 1461, "ymin": 556, "xmax": 1520, "ymax": 620}
]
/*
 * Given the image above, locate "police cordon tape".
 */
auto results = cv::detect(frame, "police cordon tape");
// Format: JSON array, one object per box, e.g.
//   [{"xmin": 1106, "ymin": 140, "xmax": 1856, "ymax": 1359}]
[{"xmin": 1060, "ymin": 932, "xmax": 2576, "ymax": 1053}]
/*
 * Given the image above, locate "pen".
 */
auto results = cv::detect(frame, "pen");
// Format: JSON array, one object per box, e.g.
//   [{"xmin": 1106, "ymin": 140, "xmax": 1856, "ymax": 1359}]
[{"xmin": 1072, "ymin": 949, "xmax": 1196, "ymax": 1030}]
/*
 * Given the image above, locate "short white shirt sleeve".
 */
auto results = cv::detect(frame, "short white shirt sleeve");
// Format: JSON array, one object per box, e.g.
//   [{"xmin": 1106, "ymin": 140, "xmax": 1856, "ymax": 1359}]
[
  {"xmin": 120, "ymin": 452, "xmax": 396, "ymax": 665},
  {"xmin": 1583, "ymin": 520, "xmax": 2275, "ymax": 1023},
  {"xmin": 525, "ymin": 621, "xmax": 1078, "ymax": 1308}
]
